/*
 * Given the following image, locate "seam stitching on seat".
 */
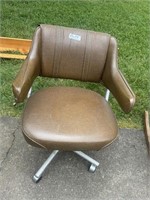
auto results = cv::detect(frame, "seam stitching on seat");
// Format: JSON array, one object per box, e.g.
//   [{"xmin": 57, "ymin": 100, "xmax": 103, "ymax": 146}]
[
  {"xmin": 101, "ymin": 128, "xmax": 119, "ymax": 149},
  {"xmin": 22, "ymin": 126, "xmax": 47, "ymax": 149}
]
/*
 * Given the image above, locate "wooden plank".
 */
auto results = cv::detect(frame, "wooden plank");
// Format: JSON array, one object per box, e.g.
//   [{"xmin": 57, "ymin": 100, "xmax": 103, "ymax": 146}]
[
  {"xmin": 0, "ymin": 37, "xmax": 31, "ymax": 59},
  {"xmin": 144, "ymin": 111, "xmax": 150, "ymax": 154},
  {"xmin": 0, "ymin": 53, "xmax": 26, "ymax": 60},
  {"xmin": 0, "ymin": 37, "xmax": 31, "ymax": 54}
]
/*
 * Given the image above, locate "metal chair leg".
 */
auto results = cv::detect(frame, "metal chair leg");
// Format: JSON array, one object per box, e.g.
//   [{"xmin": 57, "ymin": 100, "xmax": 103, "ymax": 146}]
[
  {"xmin": 33, "ymin": 150, "xmax": 59, "ymax": 183},
  {"xmin": 32, "ymin": 150, "xmax": 99, "ymax": 183},
  {"xmin": 105, "ymin": 89, "xmax": 110, "ymax": 101},
  {"xmin": 74, "ymin": 151, "xmax": 99, "ymax": 172}
]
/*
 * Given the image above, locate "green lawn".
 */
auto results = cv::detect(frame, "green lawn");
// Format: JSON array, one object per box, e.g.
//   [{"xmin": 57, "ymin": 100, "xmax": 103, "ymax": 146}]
[{"xmin": 0, "ymin": 0, "xmax": 149, "ymax": 129}]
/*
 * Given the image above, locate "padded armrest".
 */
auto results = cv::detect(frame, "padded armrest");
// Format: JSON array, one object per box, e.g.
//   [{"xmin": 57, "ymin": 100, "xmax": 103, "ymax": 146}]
[
  {"xmin": 12, "ymin": 27, "xmax": 41, "ymax": 103},
  {"xmin": 102, "ymin": 37, "xmax": 135, "ymax": 113}
]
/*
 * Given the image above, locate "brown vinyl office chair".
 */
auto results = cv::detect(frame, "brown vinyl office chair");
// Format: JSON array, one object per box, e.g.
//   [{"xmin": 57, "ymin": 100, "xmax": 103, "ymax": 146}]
[{"xmin": 12, "ymin": 24, "xmax": 135, "ymax": 183}]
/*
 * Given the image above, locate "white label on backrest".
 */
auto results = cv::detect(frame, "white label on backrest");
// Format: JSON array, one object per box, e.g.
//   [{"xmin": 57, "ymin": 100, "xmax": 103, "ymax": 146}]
[{"xmin": 69, "ymin": 33, "xmax": 81, "ymax": 41}]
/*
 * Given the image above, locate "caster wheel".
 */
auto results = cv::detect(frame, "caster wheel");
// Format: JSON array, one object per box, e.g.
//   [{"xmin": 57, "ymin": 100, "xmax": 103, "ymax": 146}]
[
  {"xmin": 89, "ymin": 164, "xmax": 97, "ymax": 173},
  {"xmin": 32, "ymin": 175, "xmax": 42, "ymax": 183}
]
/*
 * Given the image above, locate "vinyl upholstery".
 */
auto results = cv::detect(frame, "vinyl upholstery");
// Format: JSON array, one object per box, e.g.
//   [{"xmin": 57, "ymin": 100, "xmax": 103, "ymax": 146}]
[
  {"xmin": 12, "ymin": 24, "xmax": 135, "ymax": 150},
  {"xmin": 22, "ymin": 87, "xmax": 118, "ymax": 150}
]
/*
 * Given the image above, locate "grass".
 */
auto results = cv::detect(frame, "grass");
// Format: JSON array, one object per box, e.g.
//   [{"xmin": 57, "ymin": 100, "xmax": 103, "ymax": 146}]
[{"xmin": 0, "ymin": 0, "xmax": 149, "ymax": 129}]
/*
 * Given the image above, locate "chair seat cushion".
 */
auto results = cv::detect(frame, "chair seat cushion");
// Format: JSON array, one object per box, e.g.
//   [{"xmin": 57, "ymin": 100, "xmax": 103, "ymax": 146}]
[{"xmin": 22, "ymin": 87, "xmax": 118, "ymax": 150}]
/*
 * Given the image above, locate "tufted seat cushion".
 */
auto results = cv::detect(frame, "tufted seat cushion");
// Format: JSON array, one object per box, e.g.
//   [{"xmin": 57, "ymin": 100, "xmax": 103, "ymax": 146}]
[{"xmin": 22, "ymin": 87, "xmax": 118, "ymax": 151}]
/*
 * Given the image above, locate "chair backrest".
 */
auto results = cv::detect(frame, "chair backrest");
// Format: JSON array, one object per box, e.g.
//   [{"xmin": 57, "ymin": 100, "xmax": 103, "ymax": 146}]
[
  {"xmin": 13, "ymin": 24, "xmax": 135, "ymax": 113},
  {"xmin": 37, "ymin": 24, "xmax": 111, "ymax": 82}
]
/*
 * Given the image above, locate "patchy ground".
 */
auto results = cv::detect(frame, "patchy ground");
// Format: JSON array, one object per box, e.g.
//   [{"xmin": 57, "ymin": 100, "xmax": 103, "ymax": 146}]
[{"xmin": 0, "ymin": 117, "xmax": 149, "ymax": 200}]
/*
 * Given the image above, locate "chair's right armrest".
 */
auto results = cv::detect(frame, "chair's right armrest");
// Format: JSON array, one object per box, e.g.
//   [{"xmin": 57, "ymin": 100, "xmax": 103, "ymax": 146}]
[
  {"xmin": 102, "ymin": 37, "xmax": 135, "ymax": 113},
  {"xmin": 12, "ymin": 27, "xmax": 41, "ymax": 103}
]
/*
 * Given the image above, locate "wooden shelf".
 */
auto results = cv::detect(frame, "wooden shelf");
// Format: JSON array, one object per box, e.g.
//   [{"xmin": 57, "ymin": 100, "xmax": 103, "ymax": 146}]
[
  {"xmin": 144, "ymin": 111, "xmax": 150, "ymax": 154},
  {"xmin": 0, "ymin": 53, "xmax": 26, "ymax": 60},
  {"xmin": 0, "ymin": 37, "xmax": 31, "ymax": 59}
]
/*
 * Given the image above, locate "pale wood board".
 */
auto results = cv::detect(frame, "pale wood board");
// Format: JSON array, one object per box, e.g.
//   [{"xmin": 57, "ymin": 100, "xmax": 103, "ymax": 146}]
[
  {"xmin": 144, "ymin": 111, "xmax": 150, "ymax": 154},
  {"xmin": 0, "ymin": 37, "xmax": 31, "ymax": 59}
]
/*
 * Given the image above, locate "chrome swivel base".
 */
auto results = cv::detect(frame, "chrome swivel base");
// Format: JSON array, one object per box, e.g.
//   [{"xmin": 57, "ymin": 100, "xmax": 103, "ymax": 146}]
[
  {"xmin": 33, "ymin": 150, "xmax": 99, "ymax": 183},
  {"xmin": 33, "ymin": 150, "xmax": 59, "ymax": 183},
  {"xmin": 74, "ymin": 151, "xmax": 99, "ymax": 173}
]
